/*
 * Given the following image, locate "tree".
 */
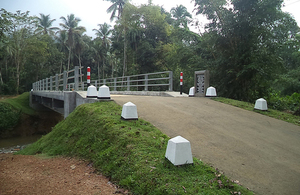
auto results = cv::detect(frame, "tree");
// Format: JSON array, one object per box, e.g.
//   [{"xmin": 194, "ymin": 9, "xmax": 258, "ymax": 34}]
[
  {"xmin": 36, "ymin": 13, "xmax": 59, "ymax": 36},
  {"xmin": 4, "ymin": 10, "xmax": 37, "ymax": 94},
  {"xmin": 105, "ymin": 0, "xmax": 128, "ymax": 78},
  {"xmin": 193, "ymin": 0, "xmax": 299, "ymax": 101},
  {"xmin": 105, "ymin": 0, "xmax": 128, "ymax": 22},
  {"xmin": 93, "ymin": 23, "xmax": 112, "ymax": 79},
  {"xmin": 59, "ymin": 14, "xmax": 86, "ymax": 71},
  {"xmin": 170, "ymin": 5, "xmax": 192, "ymax": 28}
]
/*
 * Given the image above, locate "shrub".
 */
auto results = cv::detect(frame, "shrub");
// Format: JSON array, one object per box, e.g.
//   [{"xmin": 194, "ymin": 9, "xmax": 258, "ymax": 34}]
[{"xmin": 0, "ymin": 102, "xmax": 21, "ymax": 136}]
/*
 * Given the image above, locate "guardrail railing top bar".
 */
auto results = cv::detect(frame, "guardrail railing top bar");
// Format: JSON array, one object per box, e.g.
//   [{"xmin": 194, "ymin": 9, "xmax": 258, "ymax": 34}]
[{"xmin": 32, "ymin": 67, "xmax": 173, "ymax": 92}]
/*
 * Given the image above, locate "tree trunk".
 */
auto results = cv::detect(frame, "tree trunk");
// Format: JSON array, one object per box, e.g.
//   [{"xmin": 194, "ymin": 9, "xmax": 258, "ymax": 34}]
[
  {"xmin": 0, "ymin": 68, "xmax": 3, "ymax": 85},
  {"xmin": 67, "ymin": 48, "xmax": 71, "ymax": 72},
  {"xmin": 16, "ymin": 61, "xmax": 20, "ymax": 94},
  {"xmin": 98, "ymin": 61, "xmax": 100, "ymax": 81},
  {"xmin": 122, "ymin": 27, "xmax": 127, "ymax": 78},
  {"xmin": 103, "ymin": 58, "xmax": 105, "ymax": 80}
]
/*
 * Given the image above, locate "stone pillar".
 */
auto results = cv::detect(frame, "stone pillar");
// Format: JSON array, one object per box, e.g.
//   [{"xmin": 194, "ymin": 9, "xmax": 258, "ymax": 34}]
[{"xmin": 194, "ymin": 70, "xmax": 209, "ymax": 97}]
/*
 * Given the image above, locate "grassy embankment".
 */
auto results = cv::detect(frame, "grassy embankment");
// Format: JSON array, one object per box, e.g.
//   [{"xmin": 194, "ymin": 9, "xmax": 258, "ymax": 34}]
[
  {"xmin": 19, "ymin": 101, "xmax": 252, "ymax": 195},
  {"xmin": 212, "ymin": 97, "xmax": 300, "ymax": 126},
  {"xmin": 0, "ymin": 92, "xmax": 36, "ymax": 137}
]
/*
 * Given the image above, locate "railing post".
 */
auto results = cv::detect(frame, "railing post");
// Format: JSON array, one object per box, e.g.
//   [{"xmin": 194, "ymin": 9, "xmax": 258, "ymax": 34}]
[
  {"xmin": 95, "ymin": 80, "xmax": 97, "ymax": 88},
  {"xmin": 46, "ymin": 78, "xmax": 49, "ymax": 91},
  {"xmin": 127, "ymin": 76, "xmax": 130, "ymax": 91},
  {"xmin": 43, "ymin": 79, "xmax": 45, "ymax": 91},
  {"xmin": 63, "ymin": 71, "xmax": 67, "ymax": 91},
  {"xmin": 114, "ymin": 78, "xmax": 117, "ymax": 91},
  {"xmin": 103, "ymin": 79, "xmax": 106, "ymax": 85},
  {"xmin": 169, "ymin": 71, "xmax": 173, "ymax": 91},
  {"xmin": 75, "ymin": 66, "xmax": 79, "ymax": 91},
  {"xmin": 55, "ymin": 74, "xmax": 58, "ymax": 91},
  {"xmin": 144, "ymin": 74, "xmax": 148, "ymax": 91},
  {"xmin": 50, "ymin": 76, "xmax": 53, "ymax": 91}
]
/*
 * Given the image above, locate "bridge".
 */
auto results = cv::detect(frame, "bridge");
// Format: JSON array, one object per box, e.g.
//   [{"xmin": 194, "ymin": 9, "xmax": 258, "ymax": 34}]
[
  {"xmin": 30, "ymin": 67, "xmax": 175, "ymax": 118},
  {"xmin": 30, "ymin": 67, "xmax": 300, "ymax": 195}
]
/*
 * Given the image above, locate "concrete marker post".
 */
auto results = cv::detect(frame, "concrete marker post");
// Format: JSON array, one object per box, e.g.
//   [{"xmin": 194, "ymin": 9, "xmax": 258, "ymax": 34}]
[
  {"xmin": 87, "ymin": 67, "xmax": 91, "ymax": 87},
  {"xmin": 180, "ymin": 72, "xmax": 183, "ymax": 95}
]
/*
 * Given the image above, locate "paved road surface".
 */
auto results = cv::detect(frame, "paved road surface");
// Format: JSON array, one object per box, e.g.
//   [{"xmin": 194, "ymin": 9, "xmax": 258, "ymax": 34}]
[{"xmin": 111, "ymin": 95, "xmax": 300, "ymax": 195}]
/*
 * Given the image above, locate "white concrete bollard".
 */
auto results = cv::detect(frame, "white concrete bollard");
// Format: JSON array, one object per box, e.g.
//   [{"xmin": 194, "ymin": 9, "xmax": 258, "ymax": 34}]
[
  {"xmin": 121, "ymin": 102, "xmax": 138, "ymax": 120},
  {"xmin": 165, "ymin": 136, "xmax": 193, "ymax": 166},
  {"xmin": 97, "ymin": 85, "xmax": 111, "ymax": 99},
  {"xmin": 206, "ymin": 86, "xmax": 217, "ymax": 97},
  {"xmin": 189, "ymin": 87, "xmax": 195, "ymax": 97},
  {"xmin": 254, "ymin": 98, "xmax": 268, "ymax": 111},
  {"xmin": 86, "ymin": 85, "xmax": 97, "ymax": 98}
]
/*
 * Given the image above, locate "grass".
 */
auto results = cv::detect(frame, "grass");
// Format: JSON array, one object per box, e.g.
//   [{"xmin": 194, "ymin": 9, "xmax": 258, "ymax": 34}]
[
  {"xmin": 19, "ymin": 101, "xmax": 252, "ymax": 195},
  {"xmin": 212, "ymin": 97, "xmax": 300, "ymax": 126},
  {"xmin": 2, "ymin": 92, "xmax": 36, "ymax": 116}
]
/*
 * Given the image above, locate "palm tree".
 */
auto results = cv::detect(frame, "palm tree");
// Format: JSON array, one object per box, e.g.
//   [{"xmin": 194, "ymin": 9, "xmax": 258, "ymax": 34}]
[
  {"xmin": 105, "ymin": 0, "xmax": 128, "ymax": 79},
  {"xmin": 59, "ymin": 14, "xmax": 86, "ymax": 71},
  {"xmin": 93, "ymin": 23, "xmax": 112, "ymax": 48},
  {"xmin": 56, "ymin": 30, "xmax": 68, "ymax": 74},
  {"xmin": 93, "ymin": 22, "xmax": 112, "ymax": 79},
  {"xmin": 105, "ymin": 0, "xmax": 128, "ymax": 22},
  {"xmin": 170, "ymin": 5, "xmax": 192, "ymax": 28},
  {"xmin": 36, "ymin": 14, "xmax": 59, "ymax": 35}
]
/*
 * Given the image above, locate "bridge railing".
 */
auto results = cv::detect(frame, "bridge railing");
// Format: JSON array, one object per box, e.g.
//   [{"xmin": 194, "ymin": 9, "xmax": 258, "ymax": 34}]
[
  {"xmin": 32, "ymin": 68, "xmax": 173, "ymax": 92},
  {"xmin": 32, "ymin": 66, "xmax": 84, "ymax": 91},
  {"xmin": 86, "ymin": 71, "xmax": 173, "ymax": 92}
]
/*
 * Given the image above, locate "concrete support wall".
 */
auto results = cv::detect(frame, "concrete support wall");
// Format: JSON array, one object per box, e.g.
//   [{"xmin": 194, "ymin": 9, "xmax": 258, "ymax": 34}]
[{"xmin": 30, "ymin": 91, "xmax": 112, "ymax": 119}]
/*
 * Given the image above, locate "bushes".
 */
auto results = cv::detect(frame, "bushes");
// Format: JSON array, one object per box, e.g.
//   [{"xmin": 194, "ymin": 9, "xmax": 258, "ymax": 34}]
[
  {"xmin": 0, "ymin": 102, "xmax": 21, "ymax": 136},
  {"xmin": 266, "ymin": 91, "xmax": 300, "ymax": 112}
]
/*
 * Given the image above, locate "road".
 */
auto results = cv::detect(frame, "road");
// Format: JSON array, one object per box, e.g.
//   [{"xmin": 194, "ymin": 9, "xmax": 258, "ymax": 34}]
[{"xmin": 111, "ymin": 94, "xmax": 300, "ymax": 195}]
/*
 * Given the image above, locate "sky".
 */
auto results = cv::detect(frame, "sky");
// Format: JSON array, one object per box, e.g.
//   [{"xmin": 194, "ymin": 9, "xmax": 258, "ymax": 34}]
[{"xmin": 1, "ymin": 0, "xmax": 299, "ymax": 38}]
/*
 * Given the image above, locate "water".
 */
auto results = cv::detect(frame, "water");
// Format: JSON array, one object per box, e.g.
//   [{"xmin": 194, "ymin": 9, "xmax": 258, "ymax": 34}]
[{"xmin": 0, "ymin": 135, "xmax": 43, "ymax": 148}]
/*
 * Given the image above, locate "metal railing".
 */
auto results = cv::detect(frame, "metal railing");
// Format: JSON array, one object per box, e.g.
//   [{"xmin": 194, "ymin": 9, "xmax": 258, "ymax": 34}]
[{"xmin": 32, "ymin": 68, "xmax": 173, "ymax": 92}]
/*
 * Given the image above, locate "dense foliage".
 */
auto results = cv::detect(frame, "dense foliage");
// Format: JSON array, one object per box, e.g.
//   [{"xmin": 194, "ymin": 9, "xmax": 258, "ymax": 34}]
[
  {"xmin": 0, "ymin": 0, "xmax": 299, "ymax": 108},
  {"xmin": 0, "ymin": 92, "xmax": 36, "ymax": 137},
  {"xmin": 0, "ymin": 102, "xmax": 20, "ymax": 136}
]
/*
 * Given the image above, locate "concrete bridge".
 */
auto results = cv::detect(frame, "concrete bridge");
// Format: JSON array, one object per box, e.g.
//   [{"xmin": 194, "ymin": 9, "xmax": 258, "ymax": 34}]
[
  {"xmin": 30, "ymin": 68, "xmax": 300, "ymax": 195},
  {"xmin": 30, "ymin": 68, "xmax": 174, "ymax": 118}
]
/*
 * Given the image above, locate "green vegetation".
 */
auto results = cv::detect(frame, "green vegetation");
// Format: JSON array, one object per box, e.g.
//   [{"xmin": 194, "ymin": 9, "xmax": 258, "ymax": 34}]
[
  {"xmin": 0, "ymin": 92, "xmax": 36, "ymax": 137},
  {"xmin": 213, "ymin": 97, "xmax": 300, "ymax": 126},
  {"xmin": 19, "ymin": 101, "xmax": 252, "ymax": 194},
  {"xmin": 2, "ymin": 92, "xmax": 36, "ymax": 115},
  {"xmin": 0, "ymin": 102, "xmax": 21, "ymax": 135}
]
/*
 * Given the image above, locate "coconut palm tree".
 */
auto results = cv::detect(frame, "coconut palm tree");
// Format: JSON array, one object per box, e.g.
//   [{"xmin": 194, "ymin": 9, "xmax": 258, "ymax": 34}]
[
  {"xmin": 59, "ymin": 14, "xmax": 86, "ymax": 71},
  {"xmin": 170, "ymin": 5, "xmax": 192, "ymax": 28},
  {"xmin": 105, "ymin": 0, "xmax": 128, "ymax": 22},
  {"xmin": 105, "ymin": 0, "xmax": 128, "ymax": 79},
  {"xmin": 36, "ymin": 13, "xmax": 59, "ymax": 35},
  {"xmin": 93, "ymin": 23, "xmax": 112, "ymax": 79}
]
